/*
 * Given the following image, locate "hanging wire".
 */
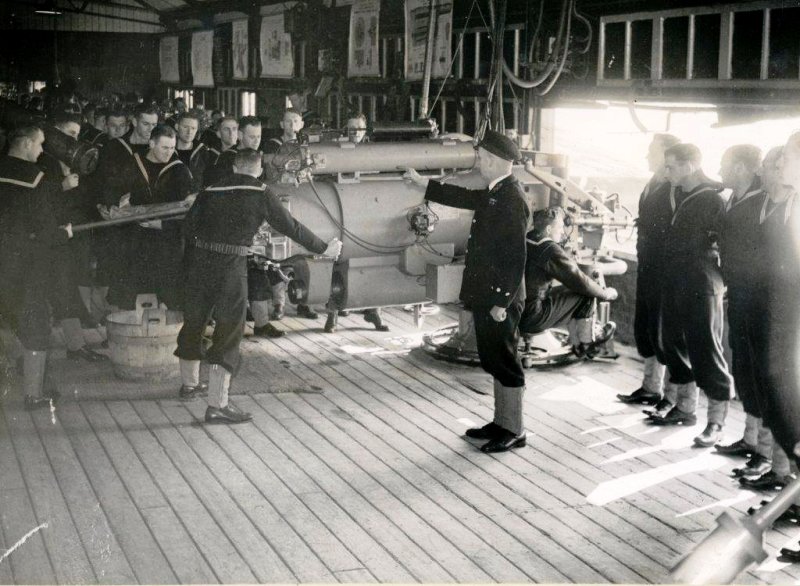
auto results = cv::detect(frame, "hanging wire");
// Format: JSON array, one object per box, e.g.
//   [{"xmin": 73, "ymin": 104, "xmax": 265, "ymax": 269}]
[
  {"xmin": 427, "ymin": 0, "xmax": 479, "ymax": 118},
  {"xmin": 536, "ymin": 0, "xmax": 574, "ymax": 96},
  {"xmin": 494, "ymin": 0, "xmax": 570, "ymax": 89},
  {"xmin": 308, "ymin": 178, "xmax": 416, "ymax": 255},
  {"xmin": 571, "ymin": 3, "xmax": 593, "ymax": 54}
]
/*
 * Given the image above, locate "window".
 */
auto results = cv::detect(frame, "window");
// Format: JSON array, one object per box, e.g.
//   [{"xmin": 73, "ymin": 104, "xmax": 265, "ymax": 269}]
[
  {"xmin": 241, "ymin": 91, "xmax": 256, "ymax": 116},
  {"xmin": 174, "ymin": 89, "xmax": 194, "ymax": 109}
]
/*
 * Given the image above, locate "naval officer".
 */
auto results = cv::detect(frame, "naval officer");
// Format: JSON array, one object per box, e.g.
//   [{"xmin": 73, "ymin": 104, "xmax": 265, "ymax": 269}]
[{"xmin": 404, "ymin": 130, "xmax": 530, "ymax": 453}]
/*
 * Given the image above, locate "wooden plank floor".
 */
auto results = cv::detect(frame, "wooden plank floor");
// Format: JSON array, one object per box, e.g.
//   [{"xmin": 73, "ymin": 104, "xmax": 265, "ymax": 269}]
[{"xmin": 1, "ymin": 304, "xmax": 799, "ymax": 584}]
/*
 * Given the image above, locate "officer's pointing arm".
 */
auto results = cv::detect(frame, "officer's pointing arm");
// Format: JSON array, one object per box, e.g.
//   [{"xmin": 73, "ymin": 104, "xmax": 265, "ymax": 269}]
[{"xmin": 404, "ymin": 167, "xmax": 479, "ymax": 210}]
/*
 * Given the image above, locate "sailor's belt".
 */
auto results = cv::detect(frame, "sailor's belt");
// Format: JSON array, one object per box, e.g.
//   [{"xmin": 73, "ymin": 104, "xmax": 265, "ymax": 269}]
[{"xmin": 193, "ymin": 238, "xmax": 250, "ymax": 256}]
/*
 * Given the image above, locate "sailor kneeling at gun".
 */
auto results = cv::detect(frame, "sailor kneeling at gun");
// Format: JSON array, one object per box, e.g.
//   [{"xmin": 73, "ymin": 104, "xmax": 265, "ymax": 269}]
[{"xmin": 519, "ymin": 206, "xmax": 618, "ymax": 354}]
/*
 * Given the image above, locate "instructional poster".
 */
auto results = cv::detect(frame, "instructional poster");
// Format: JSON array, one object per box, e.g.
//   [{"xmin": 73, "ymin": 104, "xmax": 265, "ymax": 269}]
[
  {"xmin": 260, "ymin": 13, "xmax": 294, "ymax": 78},
  {"xmin": 404, "ymin": 0, "xmax": 453, "ymax": 81},
  {"xmin": 191, "ymin": 30, "xmax": 215, "ymax": 87},
  {"xmin": 159, "ymin": 36, "xmax": 179, "ymax": 83},
  {"xmin": 348, "ymin": 0, "xmax": 380, "ymax": 77},
  {"xmin": 232, "ymin": 19, "xmax": 249, "ymax": 80}
]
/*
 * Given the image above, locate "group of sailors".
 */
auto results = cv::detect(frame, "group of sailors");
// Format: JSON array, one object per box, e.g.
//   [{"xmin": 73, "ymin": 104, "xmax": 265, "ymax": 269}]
[
  {"xmin": 0, "ymin": 94, "xmax": 384, "ymax": 419},
  {"xmin": 618, "ymin": 134, "xmax": 800, "ymax": 494}
]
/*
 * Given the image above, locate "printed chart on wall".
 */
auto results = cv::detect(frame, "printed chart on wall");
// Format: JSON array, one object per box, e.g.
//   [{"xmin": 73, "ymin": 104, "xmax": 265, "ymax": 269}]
[
  {"xmin": 348, "ymin": 0, "xmax": 380, "ymax": 77},
  {"xmin": 192, "ymin": 30, "xmax": 214, "ymax": 87},
  {"xmin": 232, "ymin": 20, "xmax": 249, "ymax": 80},
  {"xmin": 404, "ymin": 0, "xmax": 452, "ymax": 81},
  {"xmin": 159, "ymin": 36, "xmax": 179, "ymax": 83},
  {"xmin": 260, "ymin": 13, "xmax": 294, "ymax": 78}
]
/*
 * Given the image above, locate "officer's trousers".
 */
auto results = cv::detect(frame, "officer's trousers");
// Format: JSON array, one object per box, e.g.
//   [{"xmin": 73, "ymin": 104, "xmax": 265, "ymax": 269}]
[{"xmin": 472, "ymin": 294, "xmax": 525, "ymax": 389}]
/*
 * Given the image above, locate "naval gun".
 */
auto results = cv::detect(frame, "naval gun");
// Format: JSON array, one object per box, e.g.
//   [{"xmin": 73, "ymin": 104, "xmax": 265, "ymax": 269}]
[{"xmin": 260, "ymin": 134, "xmax": 633, "ymax": 366}]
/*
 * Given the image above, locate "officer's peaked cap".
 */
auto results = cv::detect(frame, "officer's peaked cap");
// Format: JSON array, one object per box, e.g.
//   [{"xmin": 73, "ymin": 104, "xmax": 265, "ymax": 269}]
[{"xmin": 478, "ymin": 129, "xmax": 520, "ymax": 163}]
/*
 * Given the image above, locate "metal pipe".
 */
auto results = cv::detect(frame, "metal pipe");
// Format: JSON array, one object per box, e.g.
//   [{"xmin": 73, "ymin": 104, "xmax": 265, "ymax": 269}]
[
  {"xmin": 419, "ymin": 0, "xmax": 437, "ymax": 118},
  {"xmin": 306, "ymin": 140, "xmax": 476, "ymax": 175}
]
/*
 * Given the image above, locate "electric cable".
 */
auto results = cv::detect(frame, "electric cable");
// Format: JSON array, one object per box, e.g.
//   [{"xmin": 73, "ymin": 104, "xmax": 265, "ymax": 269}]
[{"xmin": 308, "ymin": 178, "xmax": 415, "ymax": 255}]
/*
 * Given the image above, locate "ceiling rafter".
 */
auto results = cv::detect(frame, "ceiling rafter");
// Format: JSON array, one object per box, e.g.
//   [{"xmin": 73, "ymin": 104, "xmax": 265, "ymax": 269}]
[{"xmin": 126, "ymin": 0, "xmax": 163, "ymax": 14}]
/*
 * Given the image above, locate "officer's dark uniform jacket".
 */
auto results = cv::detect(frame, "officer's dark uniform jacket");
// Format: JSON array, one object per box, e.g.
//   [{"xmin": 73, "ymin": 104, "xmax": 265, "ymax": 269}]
[
  {"xmin": 176, "ymin": 173, "xmax": 327, "ymax": 373},
  {"xmin": 424, "ymin": 174, "xmax": 530, "ymax": 389},
  {"xmin": 0, "ymin": 155, "xmax": 69, "ymax": 349},
  {"xmin": 424, "ymin": 175, "xmax": 530, "ymax": 309},
  {"xmin": 176, "ymin": 140, "xmax": 210, "ymax": 193},
  {"xmin": 664, "ymin": 178, "xmax": 726, "ymax": 295}
]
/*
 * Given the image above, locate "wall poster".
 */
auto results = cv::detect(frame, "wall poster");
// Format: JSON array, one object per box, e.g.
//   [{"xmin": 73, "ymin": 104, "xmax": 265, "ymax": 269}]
[
  {"xmin": 159, "ymin": 36, "xmax": 179, "ymax": 83},
  {"xmin": 232, "ymin": 19, "xmax": 249, "ymax": 80},
  {"xmin": 191, "ymin": 30, "xmax": 215, "ymax": 87},
  {"xmin": 347, "ymin": 0, "xmax": 380, "ymax": 77},
  {"xmin": 259, "ymin": 13, "xmax": 294, "ymax": 78},
  {"xmin": 404, "ymin": 0, "xmax": 453, "ymax": 81}
]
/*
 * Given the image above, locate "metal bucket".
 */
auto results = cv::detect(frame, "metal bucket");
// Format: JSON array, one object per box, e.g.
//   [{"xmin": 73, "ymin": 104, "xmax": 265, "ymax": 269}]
[{"xmin": 105, "ymin": 294, "xmax": 183, "ymax": 381}]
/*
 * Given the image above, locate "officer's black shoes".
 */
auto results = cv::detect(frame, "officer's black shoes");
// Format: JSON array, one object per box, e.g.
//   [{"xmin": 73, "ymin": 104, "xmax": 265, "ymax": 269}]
[
  {"xmin": 715, "ymin": 437, "xmax": 757, "ymax": 457},
  {"xmin": 324, "ymin": 313, "xmax": 337, "ymax": 333},
  {"xmin": 205, "ymin": 402, "xmax": 253, "ymax": 424},
  {"xmin": 179, "ymin": 382, "xmax": 208, "ymax": 401},
  {"xmin": 465, "ymin": 421, "xmax": 504, "ymax": 440},
  {"xmin": 644, "ymin": 398, "xmax": 673, "ymax": 418},
  {"xmin": 24, "ymin": 389, "xmax": 60, "ymax": 411},
  {"xmin": 338, "ymin": 310, "xmax": 350, "ymax": 317},
  {"xmin": 296, "ymin": 304, "xmax": 319, "ymax": 319},
  {"xmin": 481, "ymin": 430, "xmax": 527, "ymax": 453},
  {"xmin": 740, "ymin": 471, "xmax": 796, "ymax": 491},
  {"xmin": 67, "ymin": 347, "xmax": 109, "ymax": 362},
  {"xmin": 649, "ymin": 406, "xmax": 697, "ymax": 426},
  {"xmin": 732, "ymin": 454, "xmax": 773, "ymax": 478},
  {"xmin": 253, "ymin": 323, "xmax": 285, "ymax": 338},
  {"xmin": 617, "ymin": 387, "xmax": 661, "ymax": 405},
  {"xmin": 363, "ymin": 310, "xmax": 389, "ymax": 332},
  {"xmin": 271, "ymin": 304, "xmax": 285, "ymax": 320},
  {"xmin": 693, "ymin": 422, "xmax": 724, "ymax": 447}
]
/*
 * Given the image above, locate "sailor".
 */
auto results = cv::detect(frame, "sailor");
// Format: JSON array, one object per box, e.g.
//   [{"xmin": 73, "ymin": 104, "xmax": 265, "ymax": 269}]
[
  {"xmin": 175, "ymin": 148, "xmax": 341, "ymax": 422},
  {"xmin": 714, "ymin": 144, "xmax": 767, "ymax": 461},
  {"xmin": 0, "ymin": 125, "xmax": 73, "ymax": 410},
  {"xmin": 617, "ymin": 134, "xmax": 680, "ymax": 412},
  {"xmin": 174, "ymin": 111, "xmax": 210, "ymax": 192},
  {"xmin": 652, "ymin": 143, "xmax": 734, "ymax": 449},
  {"xmin": 519, "ymin": 206, "xmax": 618, "ymax": 351}
]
